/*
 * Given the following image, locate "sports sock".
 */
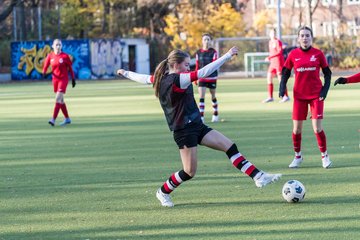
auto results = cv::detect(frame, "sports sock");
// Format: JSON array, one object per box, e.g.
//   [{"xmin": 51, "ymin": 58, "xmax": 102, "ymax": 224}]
[
  {"xmin": 268, "ymin": 83, "xmax": 274, "ymax": 98},
  {"xmin": 315, "ymin": 130, "xmax": 327, "ymax": 153},
  {"xmin": 52, "ymin": 102, "xmax": 62, "ymax": 120},
  {"xmin": 160, "ymin": 170, "xmax": 192, "ymax": 194},
  {"xmin": 199, "ymin": 98, "xmax": 205, "ymax": 118},
  {"xmin": 285, "ymin": 88, "xmax": 289, "ymax": 97},
  {"xmin": 60, "ymin": 103, "xmax": 69, "ymax": 118},
  {"xmin": 212, "ymin": 98, "xmax": 218, "ymax": 116},
  {"xmin": 226, "ymin": 144, "xmax": 260, "ymax": 178},
  {"xmin": 292, "ymin": 133, "xmax": 302, "ymax": 153}
]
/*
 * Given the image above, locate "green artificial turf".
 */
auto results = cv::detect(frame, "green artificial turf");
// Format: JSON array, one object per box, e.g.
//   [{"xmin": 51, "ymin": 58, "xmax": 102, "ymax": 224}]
[{"xmin": 0, "ymin": 79, "xmax": 359, "ymax": 240}]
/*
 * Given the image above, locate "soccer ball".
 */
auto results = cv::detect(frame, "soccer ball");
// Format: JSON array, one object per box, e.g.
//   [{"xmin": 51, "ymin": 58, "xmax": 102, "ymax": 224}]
[{"xmin": 282, "ymin": 180, "xmax": 306, "ymax": 203}]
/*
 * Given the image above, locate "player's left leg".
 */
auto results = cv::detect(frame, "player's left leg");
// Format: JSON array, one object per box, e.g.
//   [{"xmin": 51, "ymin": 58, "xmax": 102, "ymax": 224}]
[
  {"xmin": 200, "ymin": 129, "xmax": 281, "ymax": 187},
  {"xmin": 209, "ymin": 87, "xmax": 219, "ymax": 122},
  {"xmin": 58, "ymin": 82, "xmax": 71, "ymax": 126},
  {"xmin": 311, "ymin": 100, "xmax": 331, "ymax": 168}
]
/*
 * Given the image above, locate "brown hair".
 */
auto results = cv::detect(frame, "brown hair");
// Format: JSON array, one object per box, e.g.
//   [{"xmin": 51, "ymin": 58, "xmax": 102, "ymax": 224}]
[
  {"xmin": 153, "ymin": 50, "xmax": 190, "ymax": 98},
  {"xmin": 298, "ymin": 26, "xmax": 313, "ymax": 38}
]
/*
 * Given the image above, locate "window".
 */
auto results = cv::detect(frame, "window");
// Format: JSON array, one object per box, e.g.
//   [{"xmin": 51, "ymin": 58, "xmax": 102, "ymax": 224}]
[
  {"xmin": 264, "ymin": 0, "xmax": 285, "ymax": 8},
  {"xmin": 322, "ymin": 0, "xmax": 337, "ymax": 6},
  {"xmin": 347, "ymin": 0, "xmax": 360, "ymax": 5},
  {"xmin": 323, "ymin": 21, "xmax": 338, "ymax": 37},
  {"xmin": 295, "ymin": 0, "xmax": 317, "ymax": 8},
  {"xmin": 347, "ymin": 20, "xmax": 360, "ymax": 35}
]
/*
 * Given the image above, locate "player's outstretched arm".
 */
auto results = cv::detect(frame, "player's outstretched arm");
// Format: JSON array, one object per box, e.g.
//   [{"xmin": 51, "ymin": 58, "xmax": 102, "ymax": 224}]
[
  {"xmin": 335, "ymin": 72, "xmax": 360, "ymax": 85},
  {"xmin": 117, "ymin": 69, "xmax": 153, "ymax": 85},
  {"xmin": 279, "ymin": 67, "xmax": 291, "ymax": 98},
  {"xmin": 178, "ymin": 46, "xmax": 238, "ymax": 89}
]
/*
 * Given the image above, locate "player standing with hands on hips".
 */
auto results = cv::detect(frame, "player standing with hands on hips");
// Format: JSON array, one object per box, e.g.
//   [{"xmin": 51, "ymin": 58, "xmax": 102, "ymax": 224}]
[
  {"xmin": 43, "ymin": 39, "xmax": 76, "ymax": 127},
  {"xmin": 263, "ymin": 28, "xmax": 290, "ymax": 103},
  {"xmin": 279, "ymin": 26, "xmax": 332, "ymax": 169},
  {"xmin": 117, "ymin": 46, "xmax": 281, "ymax": 207},
  {"xmin": 195, "ymin": 33, "xmax": 220, "ymax": 122}
]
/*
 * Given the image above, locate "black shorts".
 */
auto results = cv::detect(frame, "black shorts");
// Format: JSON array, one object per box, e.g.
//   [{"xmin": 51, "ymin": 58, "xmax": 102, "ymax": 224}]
[
  {"xmin": 198, "ymin": 81, "xmax": 217, "ymax": 89},
  {"xmin": 173, "ymin": 122, "xmax": 213, "ymax": 149}
]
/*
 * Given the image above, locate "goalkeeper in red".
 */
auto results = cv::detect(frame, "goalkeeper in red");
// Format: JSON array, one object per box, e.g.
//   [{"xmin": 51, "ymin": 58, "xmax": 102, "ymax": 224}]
[
  {"xmin": 279, "ymin": 26, "xmax": 332, "ymax": 169},
  {"xmin": 43, "ymin": 39, "xmax": 76, "ymax": 127},
  {"xmin": 117, "ymin": 46, "xmax": 281, "ymax": 208},
  {"xmin": 263, "ymin": 28, "xmax": 289, "ymax": 103},
  {"xmin": 334, "ymin": 72, "xmax": 360, "ymax": 85}
]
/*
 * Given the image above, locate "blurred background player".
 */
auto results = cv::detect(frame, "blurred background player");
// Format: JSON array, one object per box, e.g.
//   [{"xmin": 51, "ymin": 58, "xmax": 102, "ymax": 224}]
[
  {"xmin": 43, "ymin": 39, "xmax": 76, "ymax": 126},
  {"xmin": 279, "ymin": 26, "xmax": 332, "ymax": 169},
  {"xmin": 117, "ymin": 46, "xmax": 281, "ymax": 208},
  {"xmin": 263, "ymin": 28, "xmax": 290, "ymax": 103},
  {"xmin": 334, "ymin": 72, "xmax": 360, "ymax": 85},
  {"xmin": 195, "ymin": 33, "xmax": 219, "ymax": 122}
]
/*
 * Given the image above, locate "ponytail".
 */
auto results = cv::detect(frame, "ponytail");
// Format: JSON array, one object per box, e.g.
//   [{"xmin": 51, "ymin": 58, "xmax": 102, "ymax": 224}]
[{"xmin": 153, "ymin": 59, "xmax": 168, "ymax": 98}]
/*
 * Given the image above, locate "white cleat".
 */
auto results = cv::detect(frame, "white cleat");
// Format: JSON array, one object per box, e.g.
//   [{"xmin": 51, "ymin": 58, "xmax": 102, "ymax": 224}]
[
  {"xmin": 254, "ymin": 171, "xmax": 282, "ymax": 188},
  {"xmin": 262, "ymin": 97, "xmax": 274, "ymax": 103},
  {"xmin": 156, "ymin": 189, "xmax": 174, "ymax": 207},
  {"xmin": 289, "ymin": 156, "xmax": 304, "ymax": 168},
  {"xmin": 322, "ymin": 155, "xmax": 332, "ymax": 169},
  {"xmin": 211, "ymin": 115, "xmax": 219, "ymax": 122},
  {"xmin": 279, "ymin": 95, "xmax": 290, "ymax": 103}
]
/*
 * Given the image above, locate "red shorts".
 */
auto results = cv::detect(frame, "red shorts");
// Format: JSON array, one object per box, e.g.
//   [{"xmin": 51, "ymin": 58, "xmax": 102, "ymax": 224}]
[
  {"xmin": 53, "ymin": 80, "xmax": 68, "ymax": 93},
  {"xmin": 292, "ymin": 98, "xmax": 324, "ymax": 120},
  {"xmin": 268, "ymin": 64, "xmax": 282, "ymax": 75}
]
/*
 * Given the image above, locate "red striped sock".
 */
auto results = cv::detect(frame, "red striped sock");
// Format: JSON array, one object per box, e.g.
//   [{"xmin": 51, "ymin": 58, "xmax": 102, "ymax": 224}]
[
  {"xmin": 60, "ymin": 103, "xmax": 69, "ymax": 118},
  {"xmin": 212, "ymin": 98, "xmax": 218, "ymax": 116},
  {"xmin": 292, "ymin": 133, "xmax": 302, "ymax": 153},
  {"xmin": 268, "ymin": 83, "xmax": 274, "ymax": 98},
  {"xmin": 161, "ymin": 170, "xmax": 192, "ymax": 194},
  {"xmin": 226, "ymin": 144, "xmax": 260, "ymax": 179},
  {"xmin": 315, "ymin": 130, "xmax": 327, "ymax": 153},
  {"xmin": 53, "ymin": 103, "xmax": 62, "ymax": 120},
  {"xmin": 199, "ymin": 98, "xmax": 205, "ymax": 117}
]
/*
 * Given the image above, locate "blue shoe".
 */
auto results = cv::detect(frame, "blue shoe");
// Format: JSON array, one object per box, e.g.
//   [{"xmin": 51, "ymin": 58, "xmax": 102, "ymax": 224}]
[
  {"xmin": 48, "ymin": 119, "xmax": 55, "ymax": 126},
  {"xmin": 59, "ymin": 118, "xmax": 71, "ymax": 126}
]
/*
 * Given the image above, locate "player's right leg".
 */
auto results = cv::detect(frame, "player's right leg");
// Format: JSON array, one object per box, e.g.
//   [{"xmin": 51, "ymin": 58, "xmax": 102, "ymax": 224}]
[
  {"xmin": 289, "ymin": 120, "xmax": 304, "ymax": 168},
  {"xmin": 263, "ymin": 71, "xmax": 274, "ymax": 103},
  {"xmin": 209, "ymin": 88, "xmax": 219, "ymax": 122},
  {"xmin": 200, "ymin": 129, "xmax": 281, "ymax": 188},
  {"xmin": 49, "ymin": 89, "xmax": 63, "ymax": 126},
  {"xmin": 198, "ymin": 85, "xmax": 206, "ymax": 122}
]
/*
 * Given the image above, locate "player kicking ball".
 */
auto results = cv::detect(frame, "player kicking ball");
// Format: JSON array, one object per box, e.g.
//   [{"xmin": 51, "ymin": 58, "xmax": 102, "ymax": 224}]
[
  {"xmin": 43, "ymin": 39, "xmax": 76, "ymax": 127},
  {"xmin": 279, "ymin": 26, "xmax": 332, "ymax": 169},
  {"xmin": 117, "ymin": 46, "xmax": 281, "ymax": 207}
]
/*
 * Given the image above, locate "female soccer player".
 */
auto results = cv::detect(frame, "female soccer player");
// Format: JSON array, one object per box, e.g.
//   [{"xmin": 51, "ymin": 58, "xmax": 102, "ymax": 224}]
[
  {"xmin": 117, "ymin": 46, "xmax": 281, "ymax": 207},
  {"xmin": 263, "ymin": 28, "xmax": 290, "ymax": 103},
  {"xmin": 43, "ymin": 39, "xmax": 76, "ymax": 127},
  {"xmin": 334, "ymin": 72, "xmax": 360, "ymax": 85},
  {"xmin": 279, "ymin": 26, "xmax": 332, "ymax": 169},
  {"xmin": 195, "ymin": 33, "xmax": 219, "ymax": 122}
]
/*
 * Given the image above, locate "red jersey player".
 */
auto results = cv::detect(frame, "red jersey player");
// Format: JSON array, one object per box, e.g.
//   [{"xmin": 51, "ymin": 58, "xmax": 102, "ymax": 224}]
[
  {"xmin": 279, "ymin": 26, "xmax": 332, "ymax": 169},
  {"xmin": 43, "ymin": 39, "xmax": 76, "ymax": 127},
  {"xmin": 116, "ymin": 46, "xmax": 281, "ymax": 208},
  {"xmin": 195, "ymin": 33, "xmax": 219, "ymax": 122},
  {"xmin": 334, "ymin": 72, "xmax": 360, "ymax": 85},
  {"xmin": 263, "ymin": 28, "xmax": 289, "ymax": 103}
]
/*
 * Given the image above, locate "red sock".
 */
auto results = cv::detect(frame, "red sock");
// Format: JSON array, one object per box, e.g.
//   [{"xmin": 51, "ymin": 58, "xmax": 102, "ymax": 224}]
[
  {"xmin": 315, "ymin": 130, "xmax": 327, "ymax": 153},
  {"xmin": 285, "ymin": 88, "xmax": 288, "ymax": 97},
  {"xmin": 292, "ymin": 133, "xmax": 302, "ymax": 153},
  {"xmin": 268, "ymin": 83, "xmax": 274, "ymax": 98},
  {"xmin": 60, "ymin": 103, "xmax": 69, "ymax": 118},
  {"xmin": 53, "ymin": 103, "xmax": 62, "ymax": 120}
]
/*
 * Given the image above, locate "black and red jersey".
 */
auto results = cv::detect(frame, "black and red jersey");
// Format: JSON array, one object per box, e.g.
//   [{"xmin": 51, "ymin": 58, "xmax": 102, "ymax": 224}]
[
  {"xmin": 196, "ymin": 48, "xmax": 218, "ymax": 82},
  {"xmin": 159, "ymin": 73, "xmax": 201, "ymax": 131}
]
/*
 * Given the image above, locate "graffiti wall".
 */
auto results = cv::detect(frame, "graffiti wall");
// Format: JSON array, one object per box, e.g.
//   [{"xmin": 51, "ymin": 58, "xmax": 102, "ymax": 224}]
[
  {"xmin": 90, "ymin": 39, "xmax": 124, "ymax": 79},
  {"xmin": 11, "ymin": 40, "xmax": 91, "ymax": 80}
]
